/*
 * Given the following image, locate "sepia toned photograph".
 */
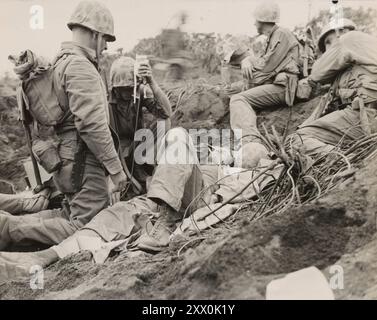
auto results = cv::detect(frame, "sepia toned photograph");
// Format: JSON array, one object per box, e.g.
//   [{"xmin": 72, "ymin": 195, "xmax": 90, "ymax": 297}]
[{"xmin": 0, "ymin": 0, "xmax": 377, "ymax": 307}]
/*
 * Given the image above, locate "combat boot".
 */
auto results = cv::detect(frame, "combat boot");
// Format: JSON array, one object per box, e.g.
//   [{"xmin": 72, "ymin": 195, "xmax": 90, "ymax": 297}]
[{"xmin": 136, "ymin": 204, "xmax": 180, "ymax": 253}]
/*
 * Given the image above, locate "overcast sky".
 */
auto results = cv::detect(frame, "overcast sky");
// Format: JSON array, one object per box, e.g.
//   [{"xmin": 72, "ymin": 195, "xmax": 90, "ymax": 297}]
[{"xmin": 1, "ymin": 0, "xmax": 377, "ymax": 74}]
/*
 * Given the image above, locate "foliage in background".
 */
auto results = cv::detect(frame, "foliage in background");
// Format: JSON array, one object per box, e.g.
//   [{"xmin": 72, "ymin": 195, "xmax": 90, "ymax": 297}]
[
  {"xmin": 297, "ymin": 6, "xmax": 377, "ymax": 42},
  {"xmin": 2, "ymin": 6, "xmax": 377, "ymax": 87}
]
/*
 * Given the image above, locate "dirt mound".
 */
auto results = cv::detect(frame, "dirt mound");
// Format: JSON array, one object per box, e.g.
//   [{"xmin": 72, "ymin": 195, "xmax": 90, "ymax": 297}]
[
  {"xmin": 1, "ymin": 150, "xmax": 376, "ymax": 300},
  {"xmin": 0, "ymin": 96, "xmax": 28, "ymax": 192},
  {"xmin": 171, "ymin": 89, "xmax": 228, "ymax": 129},
  {"xmin": 167, "ymin": 77, "xmax": 319, "ymax": 135},
  {"xmin": 1, "ymin": 76, "xmax": 376, "ymax": 300}
]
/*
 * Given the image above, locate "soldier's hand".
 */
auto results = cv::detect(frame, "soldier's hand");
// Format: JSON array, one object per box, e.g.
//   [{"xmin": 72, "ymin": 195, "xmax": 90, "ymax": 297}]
[
  {"xmin": 109, "ymin": 171, "xmax": 127, "ymax": 205},
  {"xmin": 110, "ymin": 170, "xmax": 128, "ymax": 193},
  {"xmin": 137, "ymin": 63, "xmax": 153, "ymax": 84},
  {"xmin": 241, "ymin": 56, "xmax": 253, "ymax": 80}
]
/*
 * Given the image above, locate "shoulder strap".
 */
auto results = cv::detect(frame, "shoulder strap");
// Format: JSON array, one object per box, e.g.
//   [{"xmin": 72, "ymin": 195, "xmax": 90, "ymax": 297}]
[
  {"xmin": 51, "ymin": 51, "xmax": 78, "ymax": 113},
  {"xmin": 264, "ymin": 26, "xmax": 279, "ymax": 55}
]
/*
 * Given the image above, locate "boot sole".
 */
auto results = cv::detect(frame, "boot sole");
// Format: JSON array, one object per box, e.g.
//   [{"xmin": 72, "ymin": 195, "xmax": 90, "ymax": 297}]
[{"xmin": 136, "ymin": 242, "xmax": 167, "ymax": 254}]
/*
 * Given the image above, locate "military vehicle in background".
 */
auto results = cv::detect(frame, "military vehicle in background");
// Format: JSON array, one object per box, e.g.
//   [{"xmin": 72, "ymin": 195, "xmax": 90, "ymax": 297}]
[{"xmin": 151, "ymin": 12, "xmax": 194, "ymax": 80}]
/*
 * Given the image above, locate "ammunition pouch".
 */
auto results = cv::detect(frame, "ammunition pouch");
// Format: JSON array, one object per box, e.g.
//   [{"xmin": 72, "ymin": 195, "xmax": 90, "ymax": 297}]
[
  {"xmin": 53, "ymin": 131, "xmax": 87, "ymax": 194},
  {"xmin": 296, "ymin": 78, "xmax": 313, "ymax": 101},
  {"xmin": 32, "ymin": 138, "xmax": 62, "ymax": 174}
]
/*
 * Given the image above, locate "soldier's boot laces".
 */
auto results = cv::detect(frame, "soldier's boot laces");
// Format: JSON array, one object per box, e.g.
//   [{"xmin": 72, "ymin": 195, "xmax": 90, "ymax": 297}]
[{"xmin": 137, "ymin": 206, "xmax": 178, "ymax": 253}]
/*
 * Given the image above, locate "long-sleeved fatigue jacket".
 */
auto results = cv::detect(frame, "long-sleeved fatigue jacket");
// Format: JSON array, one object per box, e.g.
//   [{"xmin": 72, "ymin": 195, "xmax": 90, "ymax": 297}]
[
  {"xmin": 310, "ymin": 31, "xmax": 377, "ymax": 104},
  {"xmin": 230, "ymin": 25, "xmax": 300, "ymax": 105},
  {"xmin": 109, "ymin": 81, "xmax": 172, "ymax": 151},
  {"xmin": 54, "ymin": 41, "xmax": 123, "ymax": 176}
]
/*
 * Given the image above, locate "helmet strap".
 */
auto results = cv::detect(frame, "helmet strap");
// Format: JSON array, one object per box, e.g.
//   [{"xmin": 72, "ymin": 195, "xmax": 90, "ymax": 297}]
[{"xmin": 95, "ymin": 32, "xmax": 104, "ymax": 64}]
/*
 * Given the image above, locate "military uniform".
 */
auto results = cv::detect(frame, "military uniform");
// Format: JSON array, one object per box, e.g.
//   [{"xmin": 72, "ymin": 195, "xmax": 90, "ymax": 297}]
[
  {"xmin": 50, "ymin": 128, "xmax": 279, "ymax": 252},
  {"xmin": 0, "ymin": 0, "xmax": 123, "ymax": 249},
  {"xmin": 109, "ymin": 57, "xmax": 172, "ymax": 189},
  {"xmin": 0, "ymin": 191, "xmax": 49, "ymax": 215},
  {"xmin": 52, "ymin": 128, "xmax": 219, "ymax": 245},
  {"xmin": 0, "ymin": 42, "xmax": 123, "ymax": 250},
  {"xmin": 296, "ymin": 31, "xmax": 377, "ymax": 155},
  {"xmin": 110, "ymin": 83, "xmax": 171, "ymax": 159},
  {"xmin": 230, "ymin": 25, "xmax": 300, "ymax": 144}
]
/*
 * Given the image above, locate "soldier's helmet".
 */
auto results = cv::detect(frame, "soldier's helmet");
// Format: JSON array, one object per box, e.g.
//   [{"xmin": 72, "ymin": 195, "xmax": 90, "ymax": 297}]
[
  {"xmin": 253, "ymin": 1, "xmax": 280, "ymax": 23},
  {"xmin": 110, "ymin": 56, "xmax": 135, "ymax": 88},
  {"xmin": 318, "ymin": 18, "xmax": 356, "ymax": 53},
  {"xmin": 67, "ymin": 1, "xmax": 116, "ymax": 42}
]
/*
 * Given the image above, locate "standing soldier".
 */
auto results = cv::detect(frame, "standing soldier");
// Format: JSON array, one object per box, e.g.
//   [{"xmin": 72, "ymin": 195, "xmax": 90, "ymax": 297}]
[
  {"xmin": 229, "ymin": 1, "xmax": 300, "ymax": 168},
  {"xmin": 0, "ymin": 1, "xmax": 127, "ymax": 250}
]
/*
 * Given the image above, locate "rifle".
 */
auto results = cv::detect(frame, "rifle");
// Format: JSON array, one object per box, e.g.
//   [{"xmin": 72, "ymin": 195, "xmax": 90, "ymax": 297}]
[
  {"xmin": 303, "ymin": 27, "xmax": 314, "ymax": 77},
  {"xmin": 16, "ymin": 87, "xmax": 43, "ymax": 193},
  {"xmin": 108, "ymin": 85, "xmax": 143, "ymax": 197},
  {"xmin": 300, "ymin": 84, "xmax": 335, "ymax": 127}
]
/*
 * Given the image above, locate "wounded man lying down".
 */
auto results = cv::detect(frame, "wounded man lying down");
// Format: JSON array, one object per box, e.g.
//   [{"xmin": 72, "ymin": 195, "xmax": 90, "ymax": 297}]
[{"xmin": 0, "ymin": 127, "xmax": 283, "ymax": 280}]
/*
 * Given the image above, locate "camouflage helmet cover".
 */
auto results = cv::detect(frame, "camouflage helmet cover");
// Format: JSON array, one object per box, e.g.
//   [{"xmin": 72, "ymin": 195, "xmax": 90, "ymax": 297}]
[
  {"xmin": 67, "ymin": 1, "xmax": 116, "ymax": 42},
  {"xmin": 253, "ymin": 2, "xmax": 280, "ymax": 23},
  {"xmin": 318, "ymin": 18, "xmax": 356, "ymax": 53},
  {"xmin": 110, "ymin": 56, "xmax": 135, "ymax": 88}
]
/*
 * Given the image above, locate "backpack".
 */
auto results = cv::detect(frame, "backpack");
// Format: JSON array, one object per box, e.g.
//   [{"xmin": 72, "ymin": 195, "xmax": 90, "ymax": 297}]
[
  {"xmin": 11, "ymin": 50, "xmax": 76, "ymax": 174},
  {"xmin": 13, "ymin": 50, "xmax": 74, "ymax": 127}
]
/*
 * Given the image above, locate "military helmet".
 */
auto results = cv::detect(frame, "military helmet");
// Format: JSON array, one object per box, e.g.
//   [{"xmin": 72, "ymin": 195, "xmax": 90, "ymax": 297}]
[
  {"xmin": 110, "ymin": 56, "xmax": 136, "ymax": 88},
  {"xmin": 67, "ymin": 1, "xmax": 116, "ymax": 42},
  {"xmin": 253, "ymin": 2, "xmax": 280, "ymax": 23},
  {"xmin": 318, "ymin": 18, "xmax": 356, "ymax": 53}
]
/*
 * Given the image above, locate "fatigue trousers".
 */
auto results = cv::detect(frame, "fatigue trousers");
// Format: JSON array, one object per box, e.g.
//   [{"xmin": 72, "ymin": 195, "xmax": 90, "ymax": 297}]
[
  {"xmin": 293, "ymin": 106, "xmax": 377, "ymax": 156},
  {"xmin": 0, "ymin": 161, "xmax": 109, "ymax": 249},
  {"xmin": 230, "ymin": 83, "xmax": 286, "ymax": 144},
  {"xmin": 0, "ymin": 193, "xmax": 31, "ymax": 215},
  {"xmin": 77, "ymin": 128, "xmax": 218, "ymax": 242}
]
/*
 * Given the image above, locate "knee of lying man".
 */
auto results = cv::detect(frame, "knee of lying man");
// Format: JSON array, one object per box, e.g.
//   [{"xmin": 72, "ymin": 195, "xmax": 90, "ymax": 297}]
[{"xmin": 230, "ymin": 94, "xmax": 244, "ymax": 105}]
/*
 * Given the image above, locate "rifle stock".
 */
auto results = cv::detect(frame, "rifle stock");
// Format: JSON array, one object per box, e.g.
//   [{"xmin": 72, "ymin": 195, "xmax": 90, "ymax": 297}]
[{"xmin": 16, "ymin": 87, "xmax": 43, "ymax": 191}]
